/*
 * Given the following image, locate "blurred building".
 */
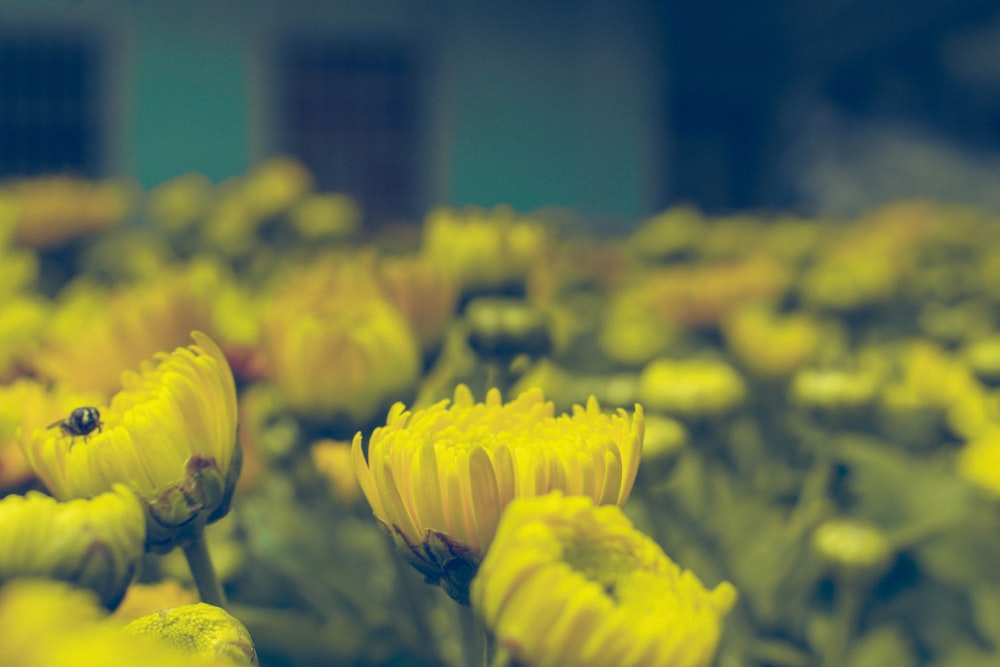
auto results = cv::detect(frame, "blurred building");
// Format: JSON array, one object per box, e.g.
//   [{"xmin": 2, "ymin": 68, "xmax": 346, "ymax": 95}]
[{"xmin": 1, "ymin": 0, "xmax": 999, "ymax": 226}]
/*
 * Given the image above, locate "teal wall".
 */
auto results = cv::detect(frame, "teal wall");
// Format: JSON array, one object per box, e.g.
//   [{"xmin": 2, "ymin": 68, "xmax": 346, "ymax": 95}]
[
  {"xmin": 443, "ymin": 5, "xmax": 657, "ymax": 224},
  {"xmin": 1, "ymin": 1, "xmax": 661, "ymax": 223},
  {"xmin": 128, "ymin": 40, "xmax": 250, "ymax": 187}
]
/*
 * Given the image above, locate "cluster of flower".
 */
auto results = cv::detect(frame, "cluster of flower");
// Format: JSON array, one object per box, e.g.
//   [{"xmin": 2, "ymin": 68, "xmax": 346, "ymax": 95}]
[{"xmin": 1, "ymin": 160, "xmax": 999, "ymax": 666}]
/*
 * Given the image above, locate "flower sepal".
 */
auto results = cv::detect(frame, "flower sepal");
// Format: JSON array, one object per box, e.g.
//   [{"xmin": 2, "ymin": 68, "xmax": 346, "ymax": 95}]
[
  {"xmin": 384, "ymin": 521, "xmax": 482, "ymax": 606},
  {"xmin": 145, "ymin": 454, "xmax": 229, "ymax": 553}
]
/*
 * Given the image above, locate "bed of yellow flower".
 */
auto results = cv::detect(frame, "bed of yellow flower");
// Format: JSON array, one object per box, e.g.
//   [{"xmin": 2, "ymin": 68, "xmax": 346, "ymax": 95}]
[{"xmin": 2, "ymin": 160, "xmax": 1000, "ymax": 666}]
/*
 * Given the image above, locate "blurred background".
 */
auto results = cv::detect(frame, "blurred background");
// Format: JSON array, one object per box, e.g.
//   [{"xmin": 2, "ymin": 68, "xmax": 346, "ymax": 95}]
[{"xmin": 1, "ymin": 0, "xmax": 999, "ymax": 230}]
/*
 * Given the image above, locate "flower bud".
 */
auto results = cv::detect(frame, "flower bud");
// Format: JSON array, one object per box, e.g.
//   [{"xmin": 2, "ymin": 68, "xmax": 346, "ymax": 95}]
[
  {"xmin": 124, "ymin": 603, "xmax": 258, "ymax": 666},
  {"xmin": 0, "ymin": 485, "xmax": 145, "ymax": 609}
]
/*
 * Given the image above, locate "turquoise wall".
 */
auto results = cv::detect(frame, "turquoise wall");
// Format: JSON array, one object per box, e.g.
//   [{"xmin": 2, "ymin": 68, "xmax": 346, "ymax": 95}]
[
  {"xmin": 128, "ymin": 40, "xmax": 250, "ymax": 187},
  {"xmin": 1, "ymin": 2, "xmax": 660, "ymax": 223}
]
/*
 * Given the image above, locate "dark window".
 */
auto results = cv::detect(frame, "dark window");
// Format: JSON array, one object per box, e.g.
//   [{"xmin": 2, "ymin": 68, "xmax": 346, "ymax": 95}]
[
  {"xmin": 276, "ymin": 38, "xmax": 420, "ymax": 226},
  {"xmin": 0, "ymin": 29, "xmax": 102, "ymax": 178}
]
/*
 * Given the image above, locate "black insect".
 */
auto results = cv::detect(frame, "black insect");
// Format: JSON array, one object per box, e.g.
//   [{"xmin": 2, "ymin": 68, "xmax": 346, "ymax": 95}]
[{"xmin": 47, "ymin": 407, "xmax": 104, "ymax": 442}]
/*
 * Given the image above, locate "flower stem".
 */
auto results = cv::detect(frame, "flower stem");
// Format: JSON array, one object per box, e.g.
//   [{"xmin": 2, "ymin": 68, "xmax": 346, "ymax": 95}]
[
  {"xmin": 458, "ymin": 604, "xmax": 488, "ymax": 667},
  {"xmin": 822, "ymin": 582, "xmax": 862, "ymax": 667},
  {"xmin": 182, "ymin": 531, "xmax": 227, "ymax": 608}
]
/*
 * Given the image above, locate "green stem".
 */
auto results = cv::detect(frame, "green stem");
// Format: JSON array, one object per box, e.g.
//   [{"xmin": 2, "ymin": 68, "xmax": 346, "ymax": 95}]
[
  {"xmin": 182, "ymin": 531, "xmax": 227, "ymax": 608},
  {"xmin": 822, "ymin": 582, "xmax": 862, "ymax": 667},
  {"xmin": 458, "ymin": 604, "xmax": 488, "ymax": 667}
]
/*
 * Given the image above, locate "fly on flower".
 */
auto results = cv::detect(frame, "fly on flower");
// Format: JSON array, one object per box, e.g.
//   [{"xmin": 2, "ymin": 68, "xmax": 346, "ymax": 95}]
[{"xmin": 47, "ymin": 406, "xmax": 103, "ymax": 442}]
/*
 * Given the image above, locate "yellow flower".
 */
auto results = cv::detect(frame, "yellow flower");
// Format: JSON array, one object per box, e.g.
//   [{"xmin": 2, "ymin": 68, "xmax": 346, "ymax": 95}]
[
  {"xmin": 145, "ymin": 172, "xmax": 215, "ymax": 236},
  {"xmin": 0, "ymin": 486, "xmax": 145, "ymax": 609},
  {"xmin": 123, "ymin": 602, "xmax": 258, "ymax": 666},
  {"xmin": 24, "ymin": 332, "xmax": 240, "ymax": 552},
  {"xmin": 352, "ymin": 385, "xmax": 644, "ymax": 603},
  {"xmin": 6, "ymin": 176, "xmax": 136, "ymax": 249},
  {"xmin": 377, "ymin": 255, "xmax": 460, "ymax": 353},
  {"xmin": 311, "ymin": 439, "xmax": 361, "ymax": 503},
  {"xmin": 638, "ymin": 358, "xmax": 746, "ymax": 420},
  {"xmin": 33, "ymin": 260, "xmax": 249, "ymax": 395},
  {"xmin": 0, "ymin": 379, "xmax": 104, "ymax": 492},
  {"xmin": 627, "ymin": 206, "xmax": 705, "ymax": 262},
  {"xmin": 470, "ymin": 492, "xmax": 736, "ymax": 667},
  {"xmin": 286, "ymin": 193, "xmax": 361, "ymax": 242},
  {"xmin": 112, "ymin": 581, "xmax": 199, "ymax": 622},
  {"xmin": 421, "ymin": 205, "xmax": 551, "ymax": 293},
  {"xmin": 723, "ymin": 302, "xmax": 819, "ymax": 377},
  {"xmin": 260, "ymin": 257, "xmax": 420, "ymax": 425},
  {"xmin": 0, "ymin": 579, "xmax": 250, "ymax": 667},
  {"xmin": 956, "ymin": 428, "xmax": 1000, "ymax": 496},
  {"xmin": 812, "ymin": 518, "xmax": 893, "ymax": 583}
]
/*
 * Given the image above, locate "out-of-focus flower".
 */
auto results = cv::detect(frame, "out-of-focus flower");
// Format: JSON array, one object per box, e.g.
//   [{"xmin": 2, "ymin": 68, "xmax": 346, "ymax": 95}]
[
  {"xmin": 799, "ymin": 204, "xmax": 929, "ymax": 312},
  {"xmin": 0, "ymin": 296, "xmax": 48, "ymax": 382},
  {"xmin": 964, "ymin": 336, "xmax": 1000, "ymax": 385},
  {"xmin": 146, "ymin": 172, "xmax": 215, "ymax": 238},
  {"xmin": 876, "ymin": 341, "xmax": 979, "ymax": 447},
  {"xmin": 286, "ymin": 193, "xmax": 361, "ymax": 242},
  {"xmin": 0, "ymin": 579, "xmax": 248, "ymax": 667},
  {"xmin": 637, "ymin": 414, "xmax": 689, "ymax": 482},
  {"xmin": 5, "ymin": 176, "xmax": 136, "ymax": 249},
  {"xmin": 598, "ymin": 288, "xmax": 681, "ymax": 367},
  {"xmin": 465, "ymin": 297, "xmax": 551, "ymax": 361},
  {"xmin": 260, "ymin": 257, "xmax": 420, "ymax": 426},
  {"xmin": 0, "ymin": 229, "xmax": 39, "ymax": 299},
  {"xmin": 113, "ymin": 581, "xmax": 199, "ymax": 622},
  {"xmin": 0, "ymin": 379, "xmax": 104, "ymax": 492},
  {"xmin": 699, "ymin": 214, "xmax": 765, "ymax": 260},
  {"xmin": 241, "ymin": 157, "xmax": 312, "ymax": 220},
  {"xmin": 643, "ymin": 258, "xmax": 792, "ymax": 329},
  {"xmin": 600, "ymin": 258, "xmax": 790, "ymax": 366},
  {"xmin": 32, "ymin": 259, "xmax": 254, "ymax": 394},
  {"xmin": 812, "ymin": 518, "xmax": 893, "ymax": 583},
  {"xmin": 757, "ymin": 217, "xmax": 828, "ymax": 264},
  {"xmin": 471, "ymin": 492, "xmax": 737, "ymax": 667},
  {"xmin": 377, "ymin": 255, "xmax": 459, "ymax": 353},
  {"xmin": 947, "ymin": 384, "xmax": 1000, "ymax": 442},
  {"xmin": 352, "ymin": 385, "xmax": 644, "ymax": 604},
  {"xmin": 638, "ymin": 358, "xmax": 746, "ymax": 421},
  {"xmin": 24, "ymin": 332, "xmax": 240, "ymax": 552},
  {"xmin": 790, "ymin": 367, "xmax": 883, "ymax": 413},
  {"xmin": 626, "ymin": 206, "xmax": 705, "ymax": 262},
  {"xmin": 0, "ymin": 486, "xmax": 145, "ymax": 609},
  {"xmin": 123, "ymin": 602, "xmax": 258, "ymax": 666},
  {"xmin": 77, "ymin": 228, "xmax": 177, "ymax": 283},
  {"xmin": 917, "ymin": 299, "xmax": 995, "ymax": 346},
  {"xmin": 311, "ymin": 439, "xmax": 361, "ymax": 503},
  {"xmin": 421, "ymin": 205, "xmax": 551, "ymax": 293},
  {"xmin": 956, "ymin": 429, "xmax": 1000, "ymax": 496},
  {"xmin": 723, "ymin": 302, "xmax": 820, "ymax": 377}
]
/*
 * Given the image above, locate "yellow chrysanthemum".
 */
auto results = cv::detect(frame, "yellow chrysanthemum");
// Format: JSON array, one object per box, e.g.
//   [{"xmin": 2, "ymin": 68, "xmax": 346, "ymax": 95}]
[
  {"xmin": 33, "ymin": 260, "xmax": 251, "ymax": 395},
  {"xmin": 113, "ymin": 581, "xmax": 199, "ymax": 622},
  {"xmin": 638, "ymin": 358, "xmax": 747, "ymax": 420},
  {"xmin": 6, "ymin": 176, "xmax": 136, "ymax": 249},
  {"xmin": 956, "ymin": 428, "xmax": 1000, "ymax": 496},
  {"xmin": 723, "ymin": 302, "xmax": 820, "ymax": 377},
  {"xmin": 0, "ymin": 379, "xmax": 104, "ymax": 492},
  {"xmin": 0, "ymin": 486, "xmax": 145, "ymax": 609},
  {"xmin": 0, "ymin": 579, "xmax": 250, "ymax": 667},
  {"xmin": 471, "ymin": 492, "xmax": 736, "ymax": 667},
  {"xmin": 260, "ymin": 257, "xmax": 420, "ymax": 425},
  {"xmin": 377, "ymin": 255, "xmax": 460, "ymax": 353},
  {"xmin": 24, "ymin": 332, "xmax": 240, "ymax": 552},
  {"xmin": 311, "ymin": 439, "xmax": 361, "ymax": 504},
  {"xmin": 421, "ymin": 205, "xmax": 551, "ymax": 293},
  {"xmin": 123, "ymin": 602, "xmax": 258, "ymax": 666},
  {"xmin": 352, "ymin": 385, "xmax": 644, "ymax": 603}
]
